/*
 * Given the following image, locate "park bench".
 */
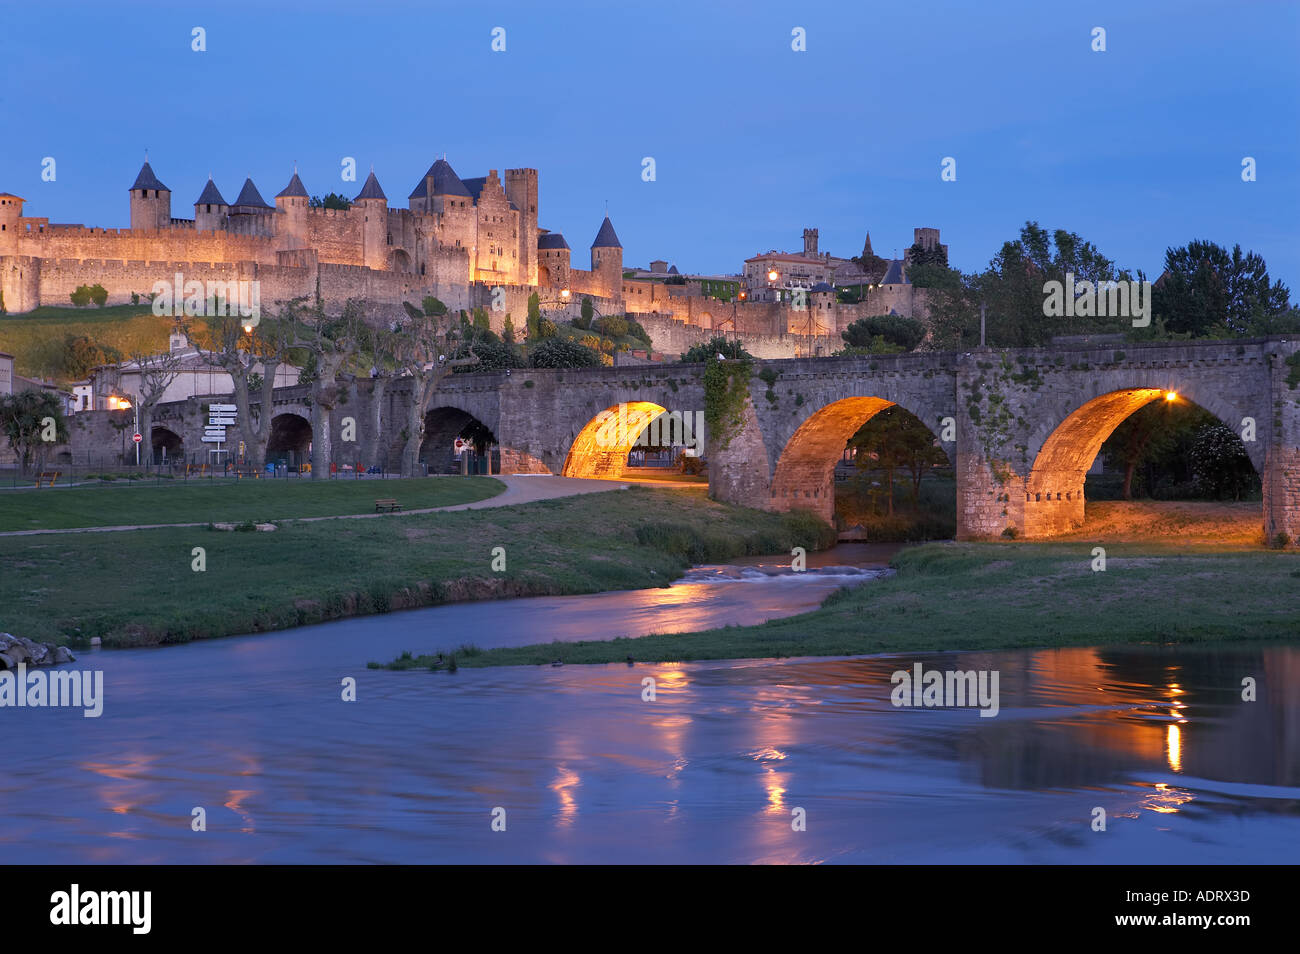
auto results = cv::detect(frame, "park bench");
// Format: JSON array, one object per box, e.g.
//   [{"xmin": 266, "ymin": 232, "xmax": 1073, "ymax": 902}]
[
  {"xmin": 374, "ymin": 498, "xmax": 402, "ymax": 513},
  {"xmin": 35, "ymin": 471, "xmax": 60, "ymax": 488}
]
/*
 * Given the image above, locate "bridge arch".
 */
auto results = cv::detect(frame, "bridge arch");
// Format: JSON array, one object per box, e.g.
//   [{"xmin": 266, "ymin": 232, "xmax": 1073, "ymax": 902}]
[
  {"xmin": 266, "ymin": 412, "xmax": 312, "ymax": 467},
  {"xmin": 1023, "ymin": 386, "xmax": 1264, "ymax": 537},
  {"xmin": 420, "ymin": 406, "xmax": 496, "ymax": 473},
  {"xmin": 562, "ymin": 401, "xmax": 669, "ymax": 479},
  {"xmin": 150, "ymin": 425, "xmax": 183, "ymax": 464},
  {"xmin": 769, "ymin": 396, "xmax": 947, "ymax": 522}
]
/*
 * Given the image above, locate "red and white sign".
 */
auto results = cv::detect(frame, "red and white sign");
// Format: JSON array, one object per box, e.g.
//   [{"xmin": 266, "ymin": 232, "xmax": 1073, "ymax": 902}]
[{"xmin": 132, "ymin": 433, "xmax": 143, "ymax": 444}]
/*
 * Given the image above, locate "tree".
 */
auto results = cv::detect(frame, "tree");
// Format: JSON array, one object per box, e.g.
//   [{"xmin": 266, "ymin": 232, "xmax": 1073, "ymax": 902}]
[
  {"xmin": 502, "ymin": 313, "xmax": 516, "ymax": 344},
  {"xmin": 528, "ymin": 338, "xmax": 603, "ymax": 369},
  {"xmin": 1100, "ymin": 400, "xmax": 1213, "ymax": 499},
  {"xmin": 393, "ymin": 308, "xmax": 478, "ymax": 476},
  {"xmin": 310, "ymin": 193, "xmax": 352, "ymax": 210},
  {"xmin": 61, "ymin": 335, "xmax": 119, "ymax": 381},
  {"xmin": 298, "ymin": 299, "xmax": 370, "ymax": 478},
  {"xmin": 453, "ymin": 336, "xmax": 525, "ymax": 373},
  {"xmin": 1190, "ymin": 423, "xmax": 1257, "ymax": 500},
  {"xmin": 422, "ymin": 296, "xmax": 448, "ymax": 317},
  {"xmin": 841, "ymin": 315, "xmax": 925, "ymax": 352},
  {"xmin": 580, "ymin": 297, "xmax": 594, "ymax": 325},
  {"xmin": 851, "ymin": 251, "xmax": 890, "ymax": 284},
  {"xmin": 0, "ymin": 390, "xmax": 68, "ymax": 473},
  {"xmin": 197, "ymin": 305, "xmax": 296, "ymax": 469},
  {"xmin": 907, "ymin": 242, "xmax": 948, "ymax": 269},
  {"xmin": 526, "ymin": 293, "xmax": 541, "ymax": 339},
  {"xmin": 847, "ymin": 406, "xmax": 947, "ymax": 513},
  {"xmin": 682, "ymin": 336, "xmax": 751, "ymax": 363},
  {"xmin": 593, "ymin": 315, "xmax": 628, "ymax": 338},
  {"xmin": 126, "ymin": 347, "xmax": 184, "ymax": 467},
  {"xmin": 1153, "ymin": 240, "xmax": 1290, "ymax": 337}
]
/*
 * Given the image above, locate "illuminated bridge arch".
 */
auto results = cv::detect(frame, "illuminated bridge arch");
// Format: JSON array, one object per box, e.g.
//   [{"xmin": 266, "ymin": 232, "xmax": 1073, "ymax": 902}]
[
  {"xmin": 769, "ymin": 396, "xmax": 946, "ymax": 521},
  {"xmin": 1023, "ymin": 386, "xmax": 1265, "ymax": 537},
  {"xmin": 562, "ymin": 401, "xmax": 669, "ymax": 479}
]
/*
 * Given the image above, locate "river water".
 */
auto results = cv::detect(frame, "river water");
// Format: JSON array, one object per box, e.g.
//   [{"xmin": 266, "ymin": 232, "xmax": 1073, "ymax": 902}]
[{"xmin": 2, "ymin": 545, "xmax": 1297, "ymax": 864}]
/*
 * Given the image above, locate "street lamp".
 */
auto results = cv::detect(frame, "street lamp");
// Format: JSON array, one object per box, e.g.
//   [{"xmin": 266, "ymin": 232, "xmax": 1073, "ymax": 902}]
[{"xmin": 109, "ymin": 395, "xmax": 140, "ymax": 466}]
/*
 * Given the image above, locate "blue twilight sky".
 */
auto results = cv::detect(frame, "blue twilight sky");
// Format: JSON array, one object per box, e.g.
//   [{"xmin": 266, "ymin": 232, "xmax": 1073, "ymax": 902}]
[{"xmin": 2, "ymin": 0, "xmax": 1296, "ymax": 288}]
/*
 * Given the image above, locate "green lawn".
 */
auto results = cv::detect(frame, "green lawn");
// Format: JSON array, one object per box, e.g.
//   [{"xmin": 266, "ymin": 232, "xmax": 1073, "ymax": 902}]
[
  {"xmin": 384, "ymin": 540, "xmax": 1300, "ymax": 670},
  {"xmin": 0, "ymin": 487, "xmax": 835, "ymax": 647},
  {"xmin": 0, "ymin": 476, "xmax": 505, "ymax": 531}
]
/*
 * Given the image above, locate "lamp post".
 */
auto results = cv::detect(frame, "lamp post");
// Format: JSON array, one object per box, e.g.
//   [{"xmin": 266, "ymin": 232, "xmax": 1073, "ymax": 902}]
[{"xmin": 109, "ymin": 395, "xmax": 139, "ymax": 466}]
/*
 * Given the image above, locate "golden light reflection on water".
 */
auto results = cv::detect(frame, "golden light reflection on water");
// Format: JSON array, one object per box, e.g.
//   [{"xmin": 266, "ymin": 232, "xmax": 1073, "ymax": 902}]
[
  {"xmin": 754, "ymin": 748, "xmax": 789, "ymax": 814},
  {"xmin": 1167, "ymin": 723, "xmax": 1183, "ymax": 773},
  {"xmin": 1145, "ymin": 782, "xmax": 1195, "ymax": 815},
  {"xmin": 550, "ymin": 765, "xmax": 580, "ymax": 828},
  {"xmin": 224, "ymin": 790, "xmax": 256, "ymax": 833}
]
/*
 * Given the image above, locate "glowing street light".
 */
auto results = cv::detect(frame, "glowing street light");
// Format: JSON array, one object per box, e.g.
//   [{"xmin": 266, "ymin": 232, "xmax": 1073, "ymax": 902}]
[
  {"xmin": 767, "ymin": 268, "xmax": 779, "ymax": 283},
  {"xmin": 1165, "ymin": 391, "xmax": 1178, "ymax": 402}
]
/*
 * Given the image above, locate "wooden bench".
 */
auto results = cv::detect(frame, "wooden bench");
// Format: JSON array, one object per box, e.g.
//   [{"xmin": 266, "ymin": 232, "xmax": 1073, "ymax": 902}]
[
  {"xmin": 35, "ymin": 471, "xmax": 60, "ymax": 488},
  {"xmin": 374, "ymin": 498, "xmax": 401, "ymax": 513}
]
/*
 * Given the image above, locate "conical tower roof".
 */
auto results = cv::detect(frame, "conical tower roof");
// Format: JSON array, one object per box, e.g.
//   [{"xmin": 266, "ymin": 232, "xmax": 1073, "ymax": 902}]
[
  {"xmin": 232, "ymin": 178, "xmax": 272, "ymax": 210},
  {"xmin": 130, "ymin": 161, "xmax": 169, "ymax": 193},
  {"xmin": 409, "ymin": 158, "xmax": 472, "ymax": 199},
  {"xmin": 591, "ymin": 216, "xmax": 621, "ymax": 249},
  {"xmin": 355, "ymin": 170, "xmax": 387, "ymax": 201},
  {"xmin": 194, "ymin": 178, "xmax": 227, "ymax": 206},
  {"xmin": 276, "ymin": 171, "xmax": 309, "ymax": 199}
]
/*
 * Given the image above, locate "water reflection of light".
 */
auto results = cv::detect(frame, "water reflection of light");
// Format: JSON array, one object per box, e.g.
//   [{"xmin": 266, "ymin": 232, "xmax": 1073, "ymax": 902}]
[
  {"xmin": 551, "ymin": 765, "xmax": 580, "ymax": 828},
  {"xmin": 224, "ymin": 790, "xmax": 256, "ymax": 833},
  {"xmin": 1144, "ymin": 781, "xmax": 1194, "ymax": 815},
  {"xmin": 764, "ymin": 771, "xmax": 786, "ymax": 813},
  {"xmin": 1167, "ymin": 723, "xmax": 1183, "ymax": 773}
]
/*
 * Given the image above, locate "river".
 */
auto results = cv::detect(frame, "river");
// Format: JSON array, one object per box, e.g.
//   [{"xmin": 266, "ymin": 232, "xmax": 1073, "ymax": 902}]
[{"xmin": 2, "ymin": 544, "xmax": 1297, "ymax": 863}]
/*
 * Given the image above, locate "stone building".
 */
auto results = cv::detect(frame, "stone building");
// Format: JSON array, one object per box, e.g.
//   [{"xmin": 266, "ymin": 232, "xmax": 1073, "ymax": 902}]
[{"xmin": 0, "ymin": 158, "xmax": 625, "ymax": 324}]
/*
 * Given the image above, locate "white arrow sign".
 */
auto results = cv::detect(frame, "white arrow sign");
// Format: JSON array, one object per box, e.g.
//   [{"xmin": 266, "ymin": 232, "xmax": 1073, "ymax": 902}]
[{"xmin": 209, "ymin": 404, "xmax": 237, "ymax": 412}]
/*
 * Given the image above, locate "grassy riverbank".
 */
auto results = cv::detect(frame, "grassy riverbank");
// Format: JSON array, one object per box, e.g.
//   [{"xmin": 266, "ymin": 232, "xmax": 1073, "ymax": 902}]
[
  {"xmin": 0, "ymin": 476, "xmax": 504, "ymax": 531},
  {"xmin": 0, "ymin": 487, "xmax": 835, "ymax": 647},
  {"xmin": 381, "ymin": 540, "xmax": 1300, "ymax": 670}
]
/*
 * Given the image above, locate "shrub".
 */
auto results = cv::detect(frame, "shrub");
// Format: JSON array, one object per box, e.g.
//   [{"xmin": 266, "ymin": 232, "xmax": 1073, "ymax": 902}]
[
  {"xmin": 593, "ymin": 315, "xmax": 629, "ymax": 338},
  {"xmin": 528, "ymin": 337, "xmax": 603, "ymax": 369},
  {"xmin": 841, "ymin": 314, "xmax": 925, "ymax": 352},
  {"xmin": 682, "ymin": 336, "xmax": 752, "ymax": 363}
]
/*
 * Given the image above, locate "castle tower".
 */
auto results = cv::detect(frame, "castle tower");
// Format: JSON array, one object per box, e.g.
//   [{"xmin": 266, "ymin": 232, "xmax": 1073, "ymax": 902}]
[
  {"xmin": 537, "ymin": 231, "xmax": 570, "ymax": 289},
  {"xmin": 275, "ymin": 170, "xmax": 310, "ymax": 250},
  {"xmin": 354, "ymin": 169, "xmax": 389, "ymax": 271},
  {"xmin": 129, "ymin": 161, "xmax": 171, "ymax": 230},
  {"xmin": 590, "ymin": 215, "xmax": 622, "ymax": 298},
  {"xmin": 0, "ymin": 192, "xmax": 23, "ymax": 257},
  {"xmin": 505, "ymin": 168, "xmax": 538, "ymax": 285},
  {"xmin": 229, "ymin": 178, "xmax": 274, "ymax": 236},
  {"xmin": 803, "ymin": 227, "xmax": 819, "ymax": 258},
  {"xmin": 193, "ymin": 178, "xmax": 228, "ymax": 232}
]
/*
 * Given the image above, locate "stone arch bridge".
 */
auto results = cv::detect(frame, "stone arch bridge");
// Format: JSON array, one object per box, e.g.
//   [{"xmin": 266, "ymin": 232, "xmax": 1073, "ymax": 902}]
[{"xmin": 129, "ymin": 337, "xmax": 1300, "ymax": 541}]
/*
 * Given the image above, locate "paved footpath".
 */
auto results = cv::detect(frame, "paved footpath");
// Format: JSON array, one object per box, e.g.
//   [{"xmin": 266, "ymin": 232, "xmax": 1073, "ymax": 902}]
[{"xmin": 0, "ymin": 475, "xmax": 630, "ymax": 538}]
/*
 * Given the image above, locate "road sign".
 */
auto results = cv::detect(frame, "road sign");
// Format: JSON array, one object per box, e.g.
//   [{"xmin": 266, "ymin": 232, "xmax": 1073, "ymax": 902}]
[
  {"xmin": 200, "ymin": 436, "xmax": 226, "ymax": 444},
  {"xmin": 132, "ymin": 433, "xmax": 142, "ymax": 444},
  {"xmin": 208, "ymin": 416, "xmax": 237, "ymax": 426},
  {"xmin": 209, "ymin": 404, "xmax": 237, "ymax": 412}
]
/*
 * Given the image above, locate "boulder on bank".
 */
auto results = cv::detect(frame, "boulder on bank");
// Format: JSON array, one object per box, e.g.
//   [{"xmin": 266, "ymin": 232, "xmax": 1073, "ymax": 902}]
[{"xmin": 0, "ymin": 633, "xmax": 76, "ymax": 669}]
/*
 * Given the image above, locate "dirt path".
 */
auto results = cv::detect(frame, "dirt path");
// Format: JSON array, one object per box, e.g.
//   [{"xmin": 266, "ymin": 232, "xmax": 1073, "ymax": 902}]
[{"xmin": 0, "ymin": 475, "xmax": 629, "ymax": 537}]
